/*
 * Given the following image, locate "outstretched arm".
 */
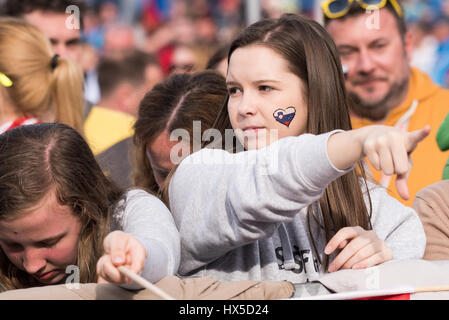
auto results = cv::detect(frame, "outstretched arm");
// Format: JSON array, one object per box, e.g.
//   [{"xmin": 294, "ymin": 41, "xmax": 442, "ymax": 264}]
[{"xmin": 171, "ymin": 125, "xmax": 430, "ymax": 274}]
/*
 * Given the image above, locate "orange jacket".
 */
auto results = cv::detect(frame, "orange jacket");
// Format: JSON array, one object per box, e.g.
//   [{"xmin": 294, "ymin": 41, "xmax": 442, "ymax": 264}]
[{"xmin": 351, "ymin": 68, "xmax": 449, "ymax": 206}]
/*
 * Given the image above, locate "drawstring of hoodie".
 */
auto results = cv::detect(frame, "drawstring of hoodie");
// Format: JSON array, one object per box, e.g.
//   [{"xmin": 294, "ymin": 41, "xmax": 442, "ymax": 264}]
[{"xmin": 277, "ymin": 223, "xmax": 297, "ymax": 270}]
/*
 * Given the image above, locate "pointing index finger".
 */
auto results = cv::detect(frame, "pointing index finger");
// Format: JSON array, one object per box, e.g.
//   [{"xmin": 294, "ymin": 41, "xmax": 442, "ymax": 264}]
[
  {"xmin": 395, "ymin": 173, "xmax": 410, "ymax": 201},
  {"xmin": 407, "ymin": 125, "xmax": 431, "ymax": 153}
]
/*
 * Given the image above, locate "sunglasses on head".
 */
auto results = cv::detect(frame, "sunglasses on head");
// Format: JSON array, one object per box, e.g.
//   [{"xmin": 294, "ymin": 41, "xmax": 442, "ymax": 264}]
[{"xmin": 321, "ymin": 0, "xmax": 403, "ymax": 19}]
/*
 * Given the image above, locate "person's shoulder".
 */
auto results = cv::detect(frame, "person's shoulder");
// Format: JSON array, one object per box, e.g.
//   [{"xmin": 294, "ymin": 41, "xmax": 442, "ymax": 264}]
[
  {"xmin": 125, "ymin": 188, "xmax": 160, "ymax": 202},
  {"xmin": 174, "ymin": 148, "xmax": 234, "ymax": 173},
  {"xmin": 123, "ymin": 189, "xmax": 171, "ymax": 216},
  {"xmin": 411, "ymin": 68, "xmax": 449, "ymax": 100},
  {"xmin": 419, "ymin": 72, "xmax": 449, "ymax": 100},
  {"xmin": 84, "ymin": 106, "xmax": 136, "ymax": 155},
  {"xmin": 169, "ymin": 148, "xmax": 234, "ymax": 201},
  {"xmin": 415, "ymin": 180, "xmax": 449, "ymax": 203},
  {"xmin": 87, "ymin": 106, "xmax": 136, "ymax": 122},
  {"xmin": 360, "ymin": 179, "xmax": 385, "ymax": 196},
  {"xmin": 430, "ymin": 84, "xmax": 449, "ymax": 100},
  {"xmin": 415, "ymin": 83, "xmax": 449, "ymax": 125}
]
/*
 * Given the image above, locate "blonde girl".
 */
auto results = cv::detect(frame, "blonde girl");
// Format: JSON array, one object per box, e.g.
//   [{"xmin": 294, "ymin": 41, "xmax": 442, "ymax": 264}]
[{"xmin": 0, "ymin": 17, "xmax": 84, "ymax": 134}]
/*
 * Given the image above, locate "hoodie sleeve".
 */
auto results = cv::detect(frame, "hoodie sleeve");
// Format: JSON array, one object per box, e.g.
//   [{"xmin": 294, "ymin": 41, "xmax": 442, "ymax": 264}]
[
  {"xmin": 169, "ymin": 131, "xmax": 353, "ymax": 274},
  {"xmin": 117, "ymin": 190, "xmax": 181, "ymax": 290}
]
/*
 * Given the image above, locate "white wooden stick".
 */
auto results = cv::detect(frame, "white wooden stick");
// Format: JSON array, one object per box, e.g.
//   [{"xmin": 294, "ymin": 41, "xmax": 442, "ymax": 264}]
[
  {"xmin": 414, "ymin": 285, "xmax": 449, "ymax": 293},
  {"xmin": 118, "ymin": 266, "xmax": 176, "ymax": 300}
]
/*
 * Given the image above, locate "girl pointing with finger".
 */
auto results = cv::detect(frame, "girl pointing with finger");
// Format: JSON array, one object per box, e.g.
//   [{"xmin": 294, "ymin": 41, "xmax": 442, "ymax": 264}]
[{"xmin": 166, "ymin": 14, "xmax": 427, "ymax": 283}]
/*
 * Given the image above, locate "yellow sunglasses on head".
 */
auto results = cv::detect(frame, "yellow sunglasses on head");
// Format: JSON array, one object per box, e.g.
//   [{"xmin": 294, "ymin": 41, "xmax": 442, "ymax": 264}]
[
  {"xmin": 321, "ymin": 0, "xmax": 403, "ymax": 19},
  {"xmin": 0, "ymin": 72, "xmax": 13, "ymax": 88}
]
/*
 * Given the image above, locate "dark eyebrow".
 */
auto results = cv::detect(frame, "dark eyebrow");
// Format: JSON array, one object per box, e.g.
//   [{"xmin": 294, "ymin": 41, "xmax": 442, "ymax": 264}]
[
  {"xmin": 0, "ymin": 233, "xmax": 66, "ymax": 247},
  {"xmin": 226, "ymin": 80, "xmax": 240, "ymax": 86},
  {"xmin": 370, "ymin": 38, "xmax": 389, "ymax": 46},
  {"xmin": 35, "ymin": 233, "xmax": 66, "ymax": 245},
  {"xmin": 49, "ymin": 38, "xmax": 82, "ymax": 45},
  {"xmin": 338, "ymin": 37, "xmax": 389, "ymax": 50},
  {"xmin": 66, "ymin": 38, "xmax": 82, "ymax": 46},
  {"xmin": 253, "ymin": 80, "xmax": 281, "ymax": 85},
  {"xmin": 226, "ymin": 80, "xmax": 281, "ymax": 86},
  {"xmin": 337, "ymin": 44, "xmax": 358, "ymax": 51}
]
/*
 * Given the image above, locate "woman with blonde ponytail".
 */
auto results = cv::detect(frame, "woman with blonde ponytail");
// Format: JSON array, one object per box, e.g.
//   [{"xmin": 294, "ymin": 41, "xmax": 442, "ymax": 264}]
[{"xmin": 0, "ymin": 17, "xmax": 84, "ymax": 134}]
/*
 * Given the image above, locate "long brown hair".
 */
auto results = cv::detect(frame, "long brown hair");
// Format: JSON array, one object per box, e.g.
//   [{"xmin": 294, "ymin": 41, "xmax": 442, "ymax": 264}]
[
  {"xmin": 0, "ymin": 123, "xmax": 123, "ymax": 290},
  {"xmin": 133, "ymin": 71, "xmax": 228, "ymax": 196},
  {"xmin": 0, "ymin": 18, "xmax": 84, "ymax": 133},
  {"xmin": 213, "ymin": 13, "xmax": 373, "ymax": 268}
]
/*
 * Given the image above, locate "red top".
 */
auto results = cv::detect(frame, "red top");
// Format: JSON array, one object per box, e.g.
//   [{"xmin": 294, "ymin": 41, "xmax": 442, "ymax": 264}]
[{"xmin": 0, "ymin": 116, "xmax": 40, "ymax": 134}]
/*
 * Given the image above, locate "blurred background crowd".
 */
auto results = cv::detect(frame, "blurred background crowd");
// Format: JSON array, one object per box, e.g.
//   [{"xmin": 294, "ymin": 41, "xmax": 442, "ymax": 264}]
[{"xmin": 3, "ymin": 0, "xmax": 449, "ymax": 105}]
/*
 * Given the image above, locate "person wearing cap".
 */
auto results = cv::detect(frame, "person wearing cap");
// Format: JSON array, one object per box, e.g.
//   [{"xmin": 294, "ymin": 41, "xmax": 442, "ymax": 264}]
[{"xmin": 323, "ymin": 0, "xmax": 449, "ymax": 206}]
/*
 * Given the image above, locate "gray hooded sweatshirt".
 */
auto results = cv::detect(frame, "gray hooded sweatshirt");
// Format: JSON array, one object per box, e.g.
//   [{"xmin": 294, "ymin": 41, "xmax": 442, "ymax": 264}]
[{"xmin": 169, "ymin": 131, "xmax": 426, "ymax": 283}]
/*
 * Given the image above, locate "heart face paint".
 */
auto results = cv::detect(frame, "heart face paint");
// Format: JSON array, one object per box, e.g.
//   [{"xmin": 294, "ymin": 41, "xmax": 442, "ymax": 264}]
[{"xmin": 273, "ymin": 107, "xmax": 296, "ymax": 127}]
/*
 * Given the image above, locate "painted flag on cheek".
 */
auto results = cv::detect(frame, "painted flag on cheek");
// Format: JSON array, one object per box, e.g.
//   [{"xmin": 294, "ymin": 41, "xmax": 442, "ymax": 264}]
[{"xmin": 274, "ymin": 107, "xmax": 296, "ymax": 127}]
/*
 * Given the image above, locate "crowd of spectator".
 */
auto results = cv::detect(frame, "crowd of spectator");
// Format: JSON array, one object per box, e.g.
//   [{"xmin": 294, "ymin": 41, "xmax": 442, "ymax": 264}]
[{"xmin": 62, "ymin": 0, "xmax": 449, "ymax": 96}]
